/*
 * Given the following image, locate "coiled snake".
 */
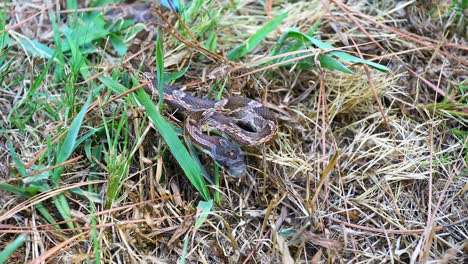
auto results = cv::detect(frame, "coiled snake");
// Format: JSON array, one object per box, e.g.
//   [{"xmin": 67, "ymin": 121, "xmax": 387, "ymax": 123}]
[
  {"xmin": 138, "ymin": 68, "xmax": 277, "ymax": 177},
  {"xmin": 106, "ymin": 4, "xmax": 277, "ymax": 177}
]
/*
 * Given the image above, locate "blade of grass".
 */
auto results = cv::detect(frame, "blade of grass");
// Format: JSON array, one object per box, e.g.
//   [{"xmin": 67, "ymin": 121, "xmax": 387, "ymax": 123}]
[
  {"xmin": 0, "ymin": 234, "xmax": 26, "ymax": 264},
  {"xmin": 272, "ymin": 28, "xmax": 388, "ymax": 72},
  {"xmin": 226, "ymin": 12, "xmax": 288, "ymax": 61},
  {"xmin": 8, "ymin": 31, "xmax": 54, "ymax": 59},
  {"xmin": 90, "ymin": 205, "xmax": 101, "ymax": 264},
  {"xmin": 136, "ymin": 89, "xmax": 210, "ymax": 200},
  {"xmin": 7, "ymin": 141, "xmax": 28, "ymax": 176},
  {"xmin": 155, "ymin": 26, "xmax": 165, "ymax": 108},
  {"xmin": 48, "ymin": 93, "xmax": 91, "ymax": 230},
  {"xmin": 179, "ymin": 233, "xmax": 190, "ymax": 264},
  {"xmin": 213, "ymin": 163, "xmax": 220, "ymax": 204},
  {"xmin": 195, "ymin": 199, "xmax": 213, "ymax": 229},
  {"xmin": 153, "ymin": 25, "xmax": 210, "ymax": 198},
  {"xmin": 52, "ymin": 94, "xmax": 92, "ymax": 185},
  {"xmin": 0, "ymin": 0, "xmax": 7, "ymax": 48},
  {"xmin": 320, "ymin": 54, "xmax": 354, "ymax": 74},
  {"xmin": 185, "ymin": 136, "xmax": 213, "ymax": 185}
]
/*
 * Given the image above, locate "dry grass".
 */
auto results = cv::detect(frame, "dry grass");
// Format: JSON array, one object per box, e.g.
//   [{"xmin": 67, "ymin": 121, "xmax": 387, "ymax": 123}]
[{"xmin": 0, "ymin": 0, "xmax": 466, "ymax": 263}]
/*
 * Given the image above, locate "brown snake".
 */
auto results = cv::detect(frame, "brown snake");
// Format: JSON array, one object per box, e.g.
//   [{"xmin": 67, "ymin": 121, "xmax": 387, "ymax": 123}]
[
  {"xmin": 138, "ymin": 68, "xmax": 278, "ymax": 177},
  {"xmin": 106, "ymin": 5, "xmax": 277, "ymax": 177}
]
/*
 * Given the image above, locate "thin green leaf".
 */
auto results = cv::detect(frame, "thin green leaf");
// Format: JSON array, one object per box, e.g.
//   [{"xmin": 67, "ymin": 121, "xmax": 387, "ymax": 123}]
[
  {"xmin": 7, "ymin": 141, "xmax": 27, "ymax": 177},
  {"xmin": 185, "ymin": 136, "xmax": 213, "ymax": 185},
  {"xmin": 306, "ymin": 21, "xmax": 321, "ymax": 36},
  {"xmin": 273, "ymin": 28, "xmax": 388, "ymax": 72},
  {"xmin": 70, "ymin": 188, "xmax": 103, "ymax": 203},
  {"xmin": 66, "ymin": 0, "xmax": 77, "ymax": 10},
  {"xmin": 164, "ymin": 65, "xmax": 190, "ymax": 82},
  {"xmin": 278, "ymin": 229, "xmax": 295, "ymax": 238},
  {"xmin": 52, "ymin": 194, "xmax": 75, "ymax": 230},
  {"xmin": 52, "ymin": 93, "xmax": 92, "ymax": 185},
  {"xmin": 0, "ymin": 234, "xmax": 26, "ymax": 264},
  {"xmin": 99, "ymin": 76, "xmax": 138, "ymax": 105},
  {"xmin": 8, "ymin": 31, "xmax": 54, "ymax": 59},
  {"xmin": 109, "ymin": 34, "xmax": 127, "ymax": 56},
  {"xmin": 270, "ymin": 28, "xmax": 307, "ymax": 56},
  {"xmin": 0, "ymin": 48, "xmax": 15, "ymax": 76},
  {"xmin": 320, "ymin": 54, "xmax": 354, "ymax": 74},
  {"xmin": 308, "ymin": 37, "xmax": 388, "ymax": 72},
  {"xmin": 35, "ymin": 202, "xmax": 60, "ymax": 228},
  {"xmin": 179, "ymin": 233, "xmax": 190, "ymax": 264},
  {"xmin": 155, "ymin": 27, "xmax": 165, "ymax": 108},
  {"xmin": 227, "ymin": 12, "xmax": 288, "ymax": 61},
  {"xmin": 22, "ymin": 170, "xmax": 50, "ymax": 184},
  {"xmin": 0, "ymin": 2, "xmax": 8, "ymax": 49},
  {"xmin": 195, "ymin": 199, "xmax": 213, "ymax": 229},
  {"xmin": 213, "ymin": 163, "xmax": 221, "ymax": 204},
  {"xmin": 135, "ymin": 89, "xmax": 210, "ymax": 200},
  {"xmin": 60, "ymin": 17, "xmax": 108, "ymax": 52},
  {"xmin": 329, "ymin": 50, "xmax": 388, "ymax": 72},
  {"xmin": 0, "ymin": 183, "xmax": 29, "ymax": 197},
  {"xmin": 205, "ymin": 30, "xmax": 217, "ymax": 52},
  {"xmin": 90, "ymin": 205, "xmax": 101, "ymax": 264},
  {"xmin": 49, "ymin": 6, "xmax": 65, "ymax": 81}
]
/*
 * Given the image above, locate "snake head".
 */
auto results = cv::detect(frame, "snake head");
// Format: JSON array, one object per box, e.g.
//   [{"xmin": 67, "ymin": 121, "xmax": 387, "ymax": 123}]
[{"xmin": 211, "ymin": 138, "xmax": 245, "ymax": 178}]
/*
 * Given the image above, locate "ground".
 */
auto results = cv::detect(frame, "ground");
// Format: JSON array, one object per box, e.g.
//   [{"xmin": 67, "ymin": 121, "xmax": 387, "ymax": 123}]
[{"xmin": 0, "ymin": 0, "xmax": 466, "ymax": 263}]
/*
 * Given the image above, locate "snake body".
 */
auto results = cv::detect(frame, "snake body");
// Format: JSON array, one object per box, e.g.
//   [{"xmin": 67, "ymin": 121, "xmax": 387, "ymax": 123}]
[
  {"xmin": 105, "ymin": 6, "xmax": 277, "ymax": 177},
  {"xmin": 140, "ymin": 71, "xmax": 277, "ymax": 177}
]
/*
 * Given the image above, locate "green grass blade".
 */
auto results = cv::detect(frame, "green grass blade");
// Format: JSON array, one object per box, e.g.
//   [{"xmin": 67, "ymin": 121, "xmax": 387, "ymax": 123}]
[
  {"xmin": 8, "ymin": 31, "xmax": 54, "ymax": 59},
  {"xmin": 155, "ymin": 27, "xmax": 165, "ymax": 108},
  {"xmin": 6, "ymin": 141, "xmax": 27, "ymax": 177},
  {"xmin": 103, "ymin": 106, "xmax": 131, "ymax": 208},
  {"xmin": 0, "ymin": 1, "xmax": 7, "ymax": 49},
  {"xmin": 135, "ymin": 90, "xmax": 210, "ymax": 200},
  {"xmin": 272, "ymin": 28, "xmax": 388, "ymax": 72},
  {"xmin": 179, "ymin": 233, "xmax": 190, "ymax": 264},
  {"xmin": 195, "ymin": 200, "xmax": 213, "ymax": 229},
  {"xmin": 320, "ymin": 54, "xmax": 354, "ymax": 74},
  {"xmin": 213, "ymin": 163, "xmax": 220, "ymax": 204},
  {"xmin": 34, "ymin": 202, "xmax": 60, "ymax": 228},
  {"xmin": 205, "ymin": 30, "xmax": 217, "ymax": 52},
  {"xmin": 307, "ymin": 37, "xmax": 388, "ymax": 72},
  {"xmin": 52, "ymin": 94, "xmax": 92, "ymax": 185},
  {"xmin": 0, "ymin": 183, "xmax": 29, "ymax": 196},
  {"xmin": 0, "ymin": 234, "xmax": 26, "ymax": 264},
  {"xmin": 90, "ymin": 205, "xmax": 101, "ymax": 264},
  {"xmin": 109, "ymin": 34, "xmax": 127, "ymax": 56},
  {"xmin": 70, "ymin": 188, "xmax": 103, "ymax": 203},
  {"xmin": 164, "ymin": 65, "xmax": 190, "ymax": 82},
  {"xmin": 226, "ymin": 12, "xmax": 288, "ymax": 61},
  {"xmin": 48, "ymin": 92, "xmax": 91, "ymax": 230},
  {"xmin": 185, "ymin": 137, "xmax": 213, "ymax": 184}
]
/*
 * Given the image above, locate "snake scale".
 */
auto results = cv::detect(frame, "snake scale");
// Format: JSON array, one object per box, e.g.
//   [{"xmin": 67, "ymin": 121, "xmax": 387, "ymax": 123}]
[{"xmin": 106, "ymin": 4, "xmax": 278, "ymax": 177}]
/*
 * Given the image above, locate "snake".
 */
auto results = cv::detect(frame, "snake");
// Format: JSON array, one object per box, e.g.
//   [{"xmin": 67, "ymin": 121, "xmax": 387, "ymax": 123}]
[
  {"xmin": 105, "ymin": 5, "xmax": 278, "ymax": 177},
  {"xmin": 137, "ymin": 69, "xmax": 278, "ymax": 177}
]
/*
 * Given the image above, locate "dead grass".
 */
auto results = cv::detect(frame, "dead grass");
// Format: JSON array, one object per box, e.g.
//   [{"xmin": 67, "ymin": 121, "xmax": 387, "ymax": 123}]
[{"xmin": 0, "ymin": 0, "xmax": 466, "ymax": 263}]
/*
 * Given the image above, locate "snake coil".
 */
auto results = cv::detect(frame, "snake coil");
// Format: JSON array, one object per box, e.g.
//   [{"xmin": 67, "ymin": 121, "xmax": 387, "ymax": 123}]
[{"xmin": 139, "ymin": 70, "xmax": 277, "ymax": 177}]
